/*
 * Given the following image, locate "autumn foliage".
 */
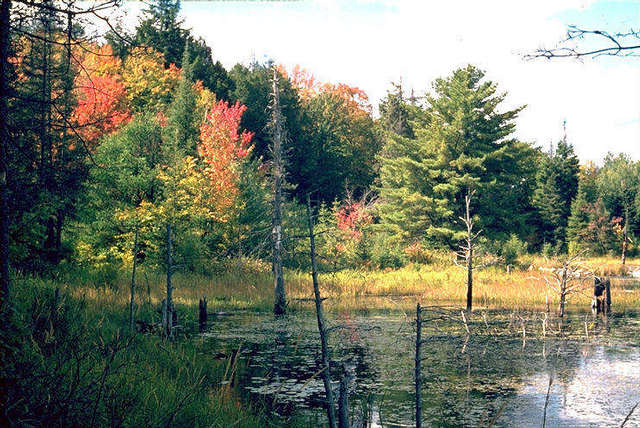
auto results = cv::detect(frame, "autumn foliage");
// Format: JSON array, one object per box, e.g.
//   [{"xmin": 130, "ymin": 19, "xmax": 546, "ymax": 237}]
[
  {"xmin": 336, "ymin": 202, "xmax": 372, "ymax": 239},
  {"xmin": 278, "ymin": 64, "xmax": 371, "ymax": 115},
  {"xmin": 71, "ymin": 45, "xmax": 131, "ymax": 146},
  {"xmin": 198, "ymin": 100, "xmax": 253, "ymax": 218}
]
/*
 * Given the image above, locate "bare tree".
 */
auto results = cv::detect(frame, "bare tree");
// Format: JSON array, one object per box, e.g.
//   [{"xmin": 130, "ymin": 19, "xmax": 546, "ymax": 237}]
[
  {"xmin": 270, "ymin": 67, "xmax": 286, "ymax": 316},
  {"xmin": 163, "ymin": 223, "xmax": 175, "ymax": 338},
  {"xmin": 538, "ymin": 253, "xmax": 591, "ymax": 317},
  {"xmin": 128, "ymin": 226, "xmax": 139, "ymax": 331},
  {"xmin": 527, "ymin": 26, "xmax": 640, "ymax": 59},
  {"xmin": 306, "ymin": 194, "xmax": 337, "ymax": 428},
  {"xmin": 455, "ymin": 190, "xmax": 482, "ymax": 311},
  {"xmin": 414, "ymin": 303, "xmax": 423, "ymax": 428}
]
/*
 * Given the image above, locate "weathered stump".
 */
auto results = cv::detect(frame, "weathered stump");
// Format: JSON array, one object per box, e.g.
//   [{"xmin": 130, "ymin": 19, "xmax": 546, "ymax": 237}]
[
  {"xmin": 338, "ymin": 362, "xmax": 350, "ymax": 428},
  {"xmin": 592, "ymin": 277, "xmax": 611, "ymax": 314},
  {"xmin": 198, "ymin": 296, "xmax": 208, "ymax": 332}
]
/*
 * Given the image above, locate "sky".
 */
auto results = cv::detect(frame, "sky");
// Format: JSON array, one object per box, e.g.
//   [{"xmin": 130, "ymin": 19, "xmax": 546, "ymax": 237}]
[{"xmin": 119, "ymin": 0, "xmax": 640, "ymax": 163}]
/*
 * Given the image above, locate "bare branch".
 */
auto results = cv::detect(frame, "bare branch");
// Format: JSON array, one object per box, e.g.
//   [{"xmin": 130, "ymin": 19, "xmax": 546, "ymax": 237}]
[{"xmin": 526, "ymin": 26, "xmax": 640, "ymax": 60}]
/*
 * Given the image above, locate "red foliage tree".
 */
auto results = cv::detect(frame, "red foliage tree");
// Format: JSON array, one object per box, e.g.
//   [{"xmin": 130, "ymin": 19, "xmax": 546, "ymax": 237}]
[
  {"xmin": 71, "ymin": 45, "xmax": 131, "ymax": 148},
  {"xmin": 198, "ymin": 100, "xmax": 253, "ymax": 217}
]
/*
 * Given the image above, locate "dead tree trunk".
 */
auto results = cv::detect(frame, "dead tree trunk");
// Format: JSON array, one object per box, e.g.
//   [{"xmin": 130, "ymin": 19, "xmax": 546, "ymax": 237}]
[
  {"xmin": 270, "ymin": 68, "xmax": 286, "ymax": 316},
  {"xmin": 198, "ymin": 296, "xmax": 207, "ymax": 333},
  {"xmin": 415, "ymin": 303, "xmax": 422, "ymax": 428},
  {"xmin": 559, "ymin": 266, "xmax": 568, "ymax": 317},
  {"xmin": 307, "ymin": 194, "xmax": 337, "ymax": 428},
  {"xmin": 338, "ymin": 362, "xmax": 350, "ymax": 428},
  {"xmin": 0, "ymin": 0, "xmax": 11, "ymax": 314},
  {"xmin": 622, "ymin": 206, "xmax": 629, "ymax": 265},
  {"xmin": 456, "ymin": 190, "xmax": 480, "ymax": 312},
  {"xmin": 129, "ymin": 227, "xmax": 139, "ymax": 331}
]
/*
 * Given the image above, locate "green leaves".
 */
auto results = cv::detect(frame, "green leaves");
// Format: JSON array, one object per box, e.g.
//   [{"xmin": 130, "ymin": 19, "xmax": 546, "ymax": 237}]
[{"xmin": 378, "ymin": 65, "xmax": 533, "ymax": 246}]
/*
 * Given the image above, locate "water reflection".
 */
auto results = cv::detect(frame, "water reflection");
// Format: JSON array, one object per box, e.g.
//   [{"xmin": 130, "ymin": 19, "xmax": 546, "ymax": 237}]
[{"xmin": 203, "ymin": 310, "xmax": 640, "ymax": 427}]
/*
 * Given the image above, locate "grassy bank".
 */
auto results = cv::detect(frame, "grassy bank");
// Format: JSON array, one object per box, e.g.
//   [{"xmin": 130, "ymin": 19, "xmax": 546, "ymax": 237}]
[{"xmin": 0, "ymin": 275, "xmax": 302, "ymax": 427}]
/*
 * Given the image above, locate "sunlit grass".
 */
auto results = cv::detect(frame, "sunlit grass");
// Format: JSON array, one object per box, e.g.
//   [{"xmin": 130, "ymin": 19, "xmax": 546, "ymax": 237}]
[{"xmin": 50, "ymin": 255, "xmax": 640, "ymax": 316}]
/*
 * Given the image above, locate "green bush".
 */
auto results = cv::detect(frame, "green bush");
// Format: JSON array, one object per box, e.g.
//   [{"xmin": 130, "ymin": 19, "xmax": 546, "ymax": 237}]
[
  {"xmin": 502, "ymin": 234, "xmax": 527, "ymax": 267},
  {"xmin": 371, "ymin": 236, "xmax": 406, "ymax": 269}
]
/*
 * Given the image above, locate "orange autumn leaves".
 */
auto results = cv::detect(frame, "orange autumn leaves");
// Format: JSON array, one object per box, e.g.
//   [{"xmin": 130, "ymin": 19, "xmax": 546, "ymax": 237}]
[
  {"xmin": 71, "ymin": 44, "xmax": 253, "ymax": 222},
  {"xmin": 72, "ymin": 46, "xmax": 130, "ymax": 145},
  {"xmin": 277, "ymin": 64, "xmax": 371, "ymax": 116},
  {"xmin": 197, "ymin": 100, "xmax": 253, "ymax": 219}
]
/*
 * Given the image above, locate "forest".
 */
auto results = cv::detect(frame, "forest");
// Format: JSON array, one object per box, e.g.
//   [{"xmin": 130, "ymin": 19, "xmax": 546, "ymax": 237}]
[{"xmin": 1, "ymin": 1, "xmax": 640, "ymax": 427}]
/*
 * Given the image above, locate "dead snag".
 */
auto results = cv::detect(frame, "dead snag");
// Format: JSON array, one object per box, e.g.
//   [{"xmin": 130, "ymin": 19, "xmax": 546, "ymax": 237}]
[
  {"xmin": 306, "ymin": 194, "xmax": 337, "ymax": 428},
  {"xmin": 415, "ymin": 303, "xmax": 422, "ymax": 428},
  {"xmin": 198, "ymin": 296, "xmax": 208, "ymax": 332},
  {"xmin": 270, "ymin": 67, "xmax": 286, "ymax": 316}
]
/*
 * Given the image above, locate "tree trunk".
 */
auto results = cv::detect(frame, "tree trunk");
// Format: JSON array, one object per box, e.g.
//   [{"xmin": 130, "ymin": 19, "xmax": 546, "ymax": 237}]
[
  {"xmin": 621, "ymin": 206, "xmax": 628, "ymax": 265},
  {"xmin": 129, "ymin": 227, "xmax": 139, "ymax": 331},
  {"xmin": 165, "ymin": 223, "xmax": 174, "ymax": 338},
  {"xmin": 39, "ymin": 3, "xmax": 56, "ymax": 263},
  {"xmin": 0, "ymin": 0, "xmax": 11, "ymax": 314},
  {"xmin": 415, "ymin": 303, "xmax": 422, "ymax": 428},
  {"xmin": 466, "ymin": 245, "xmax": 473, "ymax": 311},
  {"xmin": 307, "ymin": 195, "xmax": 336, "ymax": 428},
  {"xmin": 338, "ymin": 362, "xmax": 350, "ymax": 428},
  {"xmin": 271, "ymin": 68, "xmax": 286, "ymax": 315},
  {"xmin": 558, "ymin": 266, "xmax": 567, "ymax": 317}
]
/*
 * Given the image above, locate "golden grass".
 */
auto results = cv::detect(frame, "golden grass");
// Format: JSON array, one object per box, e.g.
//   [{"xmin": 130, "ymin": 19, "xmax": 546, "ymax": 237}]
[{"xmin": 51, "ymin": 255, "xmax": 640, "ymax": 316}]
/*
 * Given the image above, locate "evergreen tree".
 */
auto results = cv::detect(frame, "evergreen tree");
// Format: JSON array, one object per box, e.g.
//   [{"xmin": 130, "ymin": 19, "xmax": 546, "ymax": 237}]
[
  {"xmin": 112, "ymin": 0, "xmax": 234, "ymax": 100},
  {"xmin": 567, "ymin": 163, "xmax": 598, "ymax": 251},
  {"xmin": 379, "ymin": 81, "xmax": 414, "ymax": 138},
  {"xmin": 597, "ymin": 153, "xmax": 639, "ymax": 264},
  {"xmin": 378, "ymin": 65, "xmax": 536, "ymax": 245},
  {"xmin": 166, "ymin": 44, "xmax": 199, "ymax": 154},
  {"xmin": 532, "ymin": 135, "xmax": 580, "ymax": 250}
]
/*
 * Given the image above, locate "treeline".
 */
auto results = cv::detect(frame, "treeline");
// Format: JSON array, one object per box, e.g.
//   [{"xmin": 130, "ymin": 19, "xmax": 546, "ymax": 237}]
[{"xmin": 5, "ymin": 0, "xmax": 640, "ymax": 285}]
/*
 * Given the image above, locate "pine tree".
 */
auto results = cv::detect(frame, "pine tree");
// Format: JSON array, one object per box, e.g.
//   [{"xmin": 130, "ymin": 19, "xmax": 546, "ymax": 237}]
[
  {"xmin": 567, "ymin": 163, "xmax": 598, "ymax": 251},
  {"xmin": 166, "ymin": 44, "xmax": 199, "ymax": 154},
  {"xmin": 379, "ymin": 81, "xmax": 414, "ymax": 138},
  {"xmin": 129, "ymin": 0, "xmax": 234, "ymax": 99},
  {"xmin": 377, "ymin": 65, "xmax": 536, "ymax": 245},
  {"xmin": 532, "ymin": 133, "xmax": 580, "ymax": 251},
  {"xmin": 597, "ymin": 153, "xmax": 639, "ymax": 264}
]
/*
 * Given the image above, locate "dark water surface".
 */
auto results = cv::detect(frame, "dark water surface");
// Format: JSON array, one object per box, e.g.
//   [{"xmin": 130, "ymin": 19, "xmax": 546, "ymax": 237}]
[{"xmin": 203, "ymin": 308, "xmax": 640, "ymax": 427}]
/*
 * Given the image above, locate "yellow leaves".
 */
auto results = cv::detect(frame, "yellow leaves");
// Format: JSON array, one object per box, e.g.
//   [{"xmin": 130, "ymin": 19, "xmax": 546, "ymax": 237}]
[{"xmin": 121, "ymin": 48, "xmax": 180, "ymax": 112}]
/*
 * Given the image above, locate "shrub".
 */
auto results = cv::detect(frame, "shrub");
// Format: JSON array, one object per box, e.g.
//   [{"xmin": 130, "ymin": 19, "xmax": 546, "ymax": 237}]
[
  {"xmin": 403, "ymin": 242, "xmax": 434, "ymax": 264},
  {"xmin": 371, "ymin": 236, "xmax": 406, "ymax": 269},
  {"xmin": 502, "ymin": 234, "xmax": 527, "ymax": 267}
]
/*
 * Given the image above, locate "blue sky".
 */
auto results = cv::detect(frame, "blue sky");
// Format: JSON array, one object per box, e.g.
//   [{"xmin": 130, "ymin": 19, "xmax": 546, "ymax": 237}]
[{"xmin": 121, "ymin": 0, "xmax": 640, "ymax": 162}]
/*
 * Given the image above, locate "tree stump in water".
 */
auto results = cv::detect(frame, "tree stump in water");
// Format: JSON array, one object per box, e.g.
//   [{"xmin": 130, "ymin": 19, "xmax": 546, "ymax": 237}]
[
  {"xmin": 198, "ymin": 296, "xmax": 207, "ymax": 332},
  {"xmin": 592, "ymin": 277, "xmax": 611, "ymax": 314}
]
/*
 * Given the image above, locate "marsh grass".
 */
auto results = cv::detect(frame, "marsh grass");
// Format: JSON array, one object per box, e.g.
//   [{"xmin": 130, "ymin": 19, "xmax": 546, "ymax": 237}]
[
  {"xmin": 51, "ymin": 255, "xmax": 640, "ymax": 316},
  {"xmin": 1, "ymin": 275, "xmax": 303, "ymax": 427}
]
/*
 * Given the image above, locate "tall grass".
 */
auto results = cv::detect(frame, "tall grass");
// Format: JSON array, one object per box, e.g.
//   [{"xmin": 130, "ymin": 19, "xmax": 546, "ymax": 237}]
[
  {"xmin": 1, "ymin": 274, "xmax": 302, "ymax": 427},
  {"xmin": 52, "ymin": 254, "xmax": 640, "ymax": 316}
]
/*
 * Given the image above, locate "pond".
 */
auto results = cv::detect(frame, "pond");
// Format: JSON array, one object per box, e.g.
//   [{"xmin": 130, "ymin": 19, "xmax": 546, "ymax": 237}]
[{"xmin": 202, "ymin": 306, "xmax": 640, "ymax": 427}]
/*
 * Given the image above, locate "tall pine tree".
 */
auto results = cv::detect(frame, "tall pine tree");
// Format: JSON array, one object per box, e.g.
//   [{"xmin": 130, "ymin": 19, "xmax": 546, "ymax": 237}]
[
  {"xmin": 532, "ymin": 128, "xmax": 579, "ymax": 251},
  {"xmin": 378, "ymin": 65, "xmax": 536, "ymax": 246}
]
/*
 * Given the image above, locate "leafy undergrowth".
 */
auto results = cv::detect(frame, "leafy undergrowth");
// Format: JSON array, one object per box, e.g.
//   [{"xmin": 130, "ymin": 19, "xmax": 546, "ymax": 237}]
[{"xmin": 0, "ymin": 276, "xmax": 303, "ymax": 427}]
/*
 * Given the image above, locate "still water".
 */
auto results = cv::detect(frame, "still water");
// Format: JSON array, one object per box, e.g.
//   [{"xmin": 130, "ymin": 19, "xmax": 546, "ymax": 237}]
[{"xmin": 203, "ymin": 307, "xmax": 640, "ymax": 427}]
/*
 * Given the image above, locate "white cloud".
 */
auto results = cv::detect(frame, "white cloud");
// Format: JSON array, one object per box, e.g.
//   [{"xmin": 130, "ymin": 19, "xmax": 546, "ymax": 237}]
[{"xmin": 121, "ymin": 0, "xmax": 640, "ymax": 163}]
